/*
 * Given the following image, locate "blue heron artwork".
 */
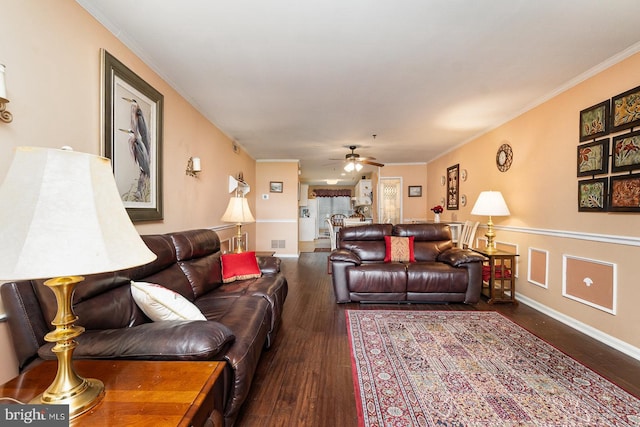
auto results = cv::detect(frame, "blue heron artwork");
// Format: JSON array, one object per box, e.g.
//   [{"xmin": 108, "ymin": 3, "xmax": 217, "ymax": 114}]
[
  {"xmin": 116, "ymin": 96, "xmax": 152, "ymax": 203},
  {"xmin": 104, "ymin": 49, "xmax": 163, "ymax": 221}
]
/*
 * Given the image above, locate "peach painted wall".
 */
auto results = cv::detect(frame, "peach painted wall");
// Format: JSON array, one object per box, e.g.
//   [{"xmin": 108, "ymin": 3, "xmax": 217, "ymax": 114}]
[
  {"xmin": 255, "ymin": 161, "xmax": 299, "ymax": 256},
  {"xmin": 380, "ymin": 164, "xmax": 428, "ymax": 222},
  {"xmin": 0, "ymin": 0, "xmax": 260, "ymax": 381},
  {"xmin": 427, "ymin": 51, "xmax": 640, "ymax": 352}
]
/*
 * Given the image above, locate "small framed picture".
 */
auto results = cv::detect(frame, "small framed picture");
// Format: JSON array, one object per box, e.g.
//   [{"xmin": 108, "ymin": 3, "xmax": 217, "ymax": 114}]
[
  {"xmin": 577, "ymin": 138, "xmax": 609, "ymax": 177},
  {"xmin": 611, "ymin": 85, "xmax": 640, "ymax": 133},
  {"xmin": 579, "ymin": 100, "xmax": 609, "ymax": 142},
  {"xmin": 408, "ymin": 185, "xmax": 422, "ymax": 197},
  {"xmin": 612, "ymin": 130, "xmax": 640, "ymax": 173},
  {"xmin": 577, "ymin": 177, "xmax": 608, "ymax": 212},
  {"xmin": 609, "ymin": 173, "xmax": 640, "ymax": 212},
  {"xmin": 270, "ymin": 181, "xmax": 283, "ymax": 193}
]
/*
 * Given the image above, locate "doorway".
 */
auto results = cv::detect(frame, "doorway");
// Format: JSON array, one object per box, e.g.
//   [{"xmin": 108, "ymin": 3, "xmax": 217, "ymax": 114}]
[{"xmin": 378, "ymin": 177, "xmax": 402, "ymax": 224}]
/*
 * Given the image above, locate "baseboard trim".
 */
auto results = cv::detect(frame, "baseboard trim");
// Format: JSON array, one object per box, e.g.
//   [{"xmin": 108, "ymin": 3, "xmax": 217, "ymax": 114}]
[{"xmin": 517, "ymin": 294, "xmax": 640, "ymax": 362}]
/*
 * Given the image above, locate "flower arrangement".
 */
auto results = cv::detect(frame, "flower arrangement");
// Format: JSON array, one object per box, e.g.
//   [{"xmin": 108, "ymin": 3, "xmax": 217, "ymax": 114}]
[{"xmin": 431, "ymin": 205, "xmax": 444, "ymax": 214}]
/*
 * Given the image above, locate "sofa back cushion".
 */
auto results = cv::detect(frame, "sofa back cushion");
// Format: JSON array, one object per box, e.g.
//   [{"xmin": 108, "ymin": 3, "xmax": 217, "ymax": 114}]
[
  {"xmin": 169, "ymin": 229, "xmax": 224, "ymax": 298},
  {"xmin": 32, "ymin": 272, "xmax": 149, "ymax": 332},
  {"xmin": 392, "ymin": 223, "xmax": 454, "ymax": 262},
  {"xmin": 339, "ymin": 224, "xmax": 392, "ymax": 262}
]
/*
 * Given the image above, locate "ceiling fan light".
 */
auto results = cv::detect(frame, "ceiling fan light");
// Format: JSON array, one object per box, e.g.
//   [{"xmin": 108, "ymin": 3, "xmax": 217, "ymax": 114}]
[
  {"xmin": 344, "ymin": 162, "xmax": 355, "ymax": 172},
  {"xmin": 355, "ymin": 162, "xmax": 363, "ymax": 172}
]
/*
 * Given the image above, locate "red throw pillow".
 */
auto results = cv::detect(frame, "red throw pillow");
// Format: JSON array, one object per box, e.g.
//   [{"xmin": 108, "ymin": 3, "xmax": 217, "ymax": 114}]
[
  {"xmin": 384, "ymin": 236, "xmax": 415, "ymax": 262},
  {"xmin": 221, "ymin": 251, "xmax": 262, "ymax": 283},
  {"xmin": 482, "ymin": 265, "xmax": 512, "ymax": 282}
]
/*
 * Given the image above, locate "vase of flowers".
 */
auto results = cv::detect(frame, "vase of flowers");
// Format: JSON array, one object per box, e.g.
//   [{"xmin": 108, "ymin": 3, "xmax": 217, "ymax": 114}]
[{"xmin": 431, "ymin": 205, "xmax": 444, "ymax": 223}]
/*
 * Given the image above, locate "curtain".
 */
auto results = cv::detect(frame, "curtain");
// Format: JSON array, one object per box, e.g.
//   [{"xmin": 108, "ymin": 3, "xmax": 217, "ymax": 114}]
[{"xmin": 313, "ymin": 189, "xmax": 352, "ymax": 197}]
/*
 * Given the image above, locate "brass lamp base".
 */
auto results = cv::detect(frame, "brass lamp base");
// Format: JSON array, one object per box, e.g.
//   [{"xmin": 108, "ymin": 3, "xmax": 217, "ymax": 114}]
[
  {"xmin": 31, "ymin": 378, "xmax": 104, "ymax": 418},
  {"xmin": 234, "ymin": 223, "xmax": 245, "ymax": 253},
  {"xmin": 33, "ymin": 276, "xmax": 105, "ymax": 418},
  {"xmin": 484, "ymin": 216, "xmax": 498, "ymax": 253}
]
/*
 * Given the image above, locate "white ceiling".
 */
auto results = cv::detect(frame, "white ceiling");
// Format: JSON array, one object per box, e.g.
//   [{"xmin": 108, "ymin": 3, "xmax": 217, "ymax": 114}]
[{"xmin": 78, "ymin": 0, "xmax": 640, "ymax": 185}]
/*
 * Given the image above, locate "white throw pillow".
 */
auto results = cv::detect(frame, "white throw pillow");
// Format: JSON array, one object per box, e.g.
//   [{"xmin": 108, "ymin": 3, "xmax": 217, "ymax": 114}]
[{"xmin": 130, "ymin": 281, "xmax": 206, "ymax": 322}]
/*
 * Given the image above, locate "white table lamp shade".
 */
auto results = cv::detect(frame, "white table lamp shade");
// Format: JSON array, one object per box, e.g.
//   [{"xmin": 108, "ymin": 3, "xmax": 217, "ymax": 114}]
[
  {"xmin": 221, "ymin": 197, "xmax": 255, "ymax": 223},
  {"xmin": 471, "ymin": 191, "xmax": 510, "ymax": 216},
  {"xmin": 0, "ymin": 147, "xmax": 157, "ymax": 280}
]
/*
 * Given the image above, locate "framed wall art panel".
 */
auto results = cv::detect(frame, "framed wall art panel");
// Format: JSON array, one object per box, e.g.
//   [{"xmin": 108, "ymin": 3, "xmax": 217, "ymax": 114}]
[
  {"xmin": 611, "ymin": 85, "xmax": 640, "ymax": 133},
  {"xmin": 609, "ymin": 173, "xmax": 640, "ymax": 212},
  {"xmin": 577, "ymin": 139, "xmax": 609, "ymax": 177},
  {"xmin": 446, "ymin": 164, "xmax": 459, "ymax": 210},
  {"xmin": 528, "ymin": 247, "xmax": 549, "ymax": 289},
  {"xmin": 612, "ymin": 130, "xmax": 640, "ymax": 173},
  {"xmin": 102, "ymin": 49, "xmax": 164, "ymax": 222},
  {"xmin": 579, "ymin": 100, "xmax": 609, "ymax": 142},
  {"xmin": 577, "ymin": 177, "xmax": 608, "ymax": 212},
  {"xmin": 563, "ymin": 254, "xmax": 616, "ymax": 315}
]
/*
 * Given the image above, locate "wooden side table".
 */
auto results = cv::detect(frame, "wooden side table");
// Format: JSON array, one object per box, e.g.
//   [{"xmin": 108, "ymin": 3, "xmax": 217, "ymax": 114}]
[
  {"xmin": 0, "ymin": 360, "xmax": 226, "ymax": 427},
  {"xmin": 255, "ymin": 251, "xmax": 276, "ymax": 257},
  {"xmin": 472, "ymin": 248, "xmax": 519, "ymax": 304}
]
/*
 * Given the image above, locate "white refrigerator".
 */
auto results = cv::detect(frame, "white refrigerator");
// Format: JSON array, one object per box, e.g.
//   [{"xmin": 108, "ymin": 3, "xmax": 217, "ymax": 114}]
[{"xmin": 299, "ymin": 199, "xmax": 317, "ymax": 241}]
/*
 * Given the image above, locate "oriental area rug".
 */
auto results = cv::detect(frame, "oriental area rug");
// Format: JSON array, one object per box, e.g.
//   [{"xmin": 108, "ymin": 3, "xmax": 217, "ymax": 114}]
[{"xmin": 346, "ymin": 310, "xmax": 640, "ymax": 427}]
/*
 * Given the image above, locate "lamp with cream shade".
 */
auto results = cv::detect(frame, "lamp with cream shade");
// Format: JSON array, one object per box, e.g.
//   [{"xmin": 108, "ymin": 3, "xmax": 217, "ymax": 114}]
[
  {"xmin": 221, "ymin": 195, "xmax": 255, "ymax": 253},
  {"xmin": 471, "ymin": 191, "xmax": 510, "ymax": 253},
  {"xmin": 0, "ymin": 147, "xmax": 157, "ymax": 418}
]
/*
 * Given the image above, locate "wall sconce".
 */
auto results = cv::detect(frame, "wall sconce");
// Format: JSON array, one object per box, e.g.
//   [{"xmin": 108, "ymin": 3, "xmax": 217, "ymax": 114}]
[
  {"xmin": 185, "ymin": 156, "xmax": 201, "ymax": 177},
  {"xmin": 0, "ymin": 64, "xmax": 13, "ymax": 123}
]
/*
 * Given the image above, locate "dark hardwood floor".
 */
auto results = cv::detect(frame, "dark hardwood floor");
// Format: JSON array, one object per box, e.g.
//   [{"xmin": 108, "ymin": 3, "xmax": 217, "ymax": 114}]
[{"xmin": 235, "ymin": 252, "xmax": 640, "ymax": 426}]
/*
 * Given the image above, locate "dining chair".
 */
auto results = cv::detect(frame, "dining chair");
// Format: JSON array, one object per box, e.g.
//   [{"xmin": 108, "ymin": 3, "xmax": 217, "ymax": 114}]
[
  {"xmin": 326, "ymin": 218, "xmax": 338, "ymax": 251},
  {"xmin": 459, "ymin": 220, "xmax": 480, "ymax": 249},
  {"xmin": 330, "ymin": 214, "xmax": 346, "ymax": 227}
]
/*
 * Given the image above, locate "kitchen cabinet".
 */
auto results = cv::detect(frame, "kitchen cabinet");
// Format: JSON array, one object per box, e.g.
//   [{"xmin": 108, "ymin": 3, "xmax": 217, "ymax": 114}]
[
  {"xmin": 299, "ymin": 184, "xmax": 309, "ymax": 206},
  {"xmin": 354, "ymin": 179, "xmax": 372, "ymax": 206}
]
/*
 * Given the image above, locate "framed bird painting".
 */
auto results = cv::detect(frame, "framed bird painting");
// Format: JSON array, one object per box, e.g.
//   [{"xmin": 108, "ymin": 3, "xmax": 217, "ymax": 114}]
[{"xmin": 102, "ymin": 49, "xmax": 164, "ymax": 221}]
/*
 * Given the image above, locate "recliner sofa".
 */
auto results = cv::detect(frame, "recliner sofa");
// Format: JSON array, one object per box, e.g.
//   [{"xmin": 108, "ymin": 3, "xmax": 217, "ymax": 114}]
[
  {"xmin": 329, "ymin": 223, "xmax": 485, "ymax": 303},
  {"xmin": 1, "ymin": 228, "xmax": 287, "ymax": 427}
]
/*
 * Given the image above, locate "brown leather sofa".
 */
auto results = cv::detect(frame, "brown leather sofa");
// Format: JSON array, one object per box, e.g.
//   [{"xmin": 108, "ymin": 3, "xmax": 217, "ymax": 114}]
[
  {"xmin": 1, "ymin": 229, "xmax": 287, "ymax": 427},
  {"xmin": 329, "ymin": 223, "xmax": 485, "ymax": 303}
]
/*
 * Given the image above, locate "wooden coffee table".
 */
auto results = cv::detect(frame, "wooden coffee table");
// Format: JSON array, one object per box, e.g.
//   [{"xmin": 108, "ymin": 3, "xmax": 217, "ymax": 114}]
[{"xmin": 0, "ymin": 360, "xmax": 226, "ymax": 427}]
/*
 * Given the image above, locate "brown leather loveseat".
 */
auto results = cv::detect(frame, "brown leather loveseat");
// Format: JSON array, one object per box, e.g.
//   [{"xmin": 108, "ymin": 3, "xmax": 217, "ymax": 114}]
[
  {"xmin": 329, "ymin": 223, "xmax": 485, "ymax": 304},
  {"xmin": 1, "ymin": 228, "xmax": 287, "ymax": 427}
]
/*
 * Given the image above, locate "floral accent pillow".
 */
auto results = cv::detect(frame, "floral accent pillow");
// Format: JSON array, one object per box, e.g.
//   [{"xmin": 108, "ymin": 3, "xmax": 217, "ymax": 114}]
[{"xmin": 384, "ymin": 236, "xmax": 415, "ymax": 263}]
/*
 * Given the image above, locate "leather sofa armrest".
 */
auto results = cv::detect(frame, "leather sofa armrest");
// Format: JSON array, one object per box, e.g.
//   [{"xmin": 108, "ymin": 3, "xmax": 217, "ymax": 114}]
[
  {"xmin": 38, "ymin": 320, "xmax": 235, "ymax": 361},
  {"xmin": 329, "ymin": 249, "xmax": 361, "ymax": 265},
  {"xmin": 257, "ymin": 256, "xmax": 281, "ymax": 274},
  {"xmin": 438, "ymin": 248, "xmax": 486, "ymax": 267}
]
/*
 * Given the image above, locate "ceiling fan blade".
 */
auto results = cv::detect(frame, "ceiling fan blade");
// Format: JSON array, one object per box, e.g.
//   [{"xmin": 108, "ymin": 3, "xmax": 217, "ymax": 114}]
[{"xmin": 362, "ymin": 159, "xmax": 384, "ymax": 167}]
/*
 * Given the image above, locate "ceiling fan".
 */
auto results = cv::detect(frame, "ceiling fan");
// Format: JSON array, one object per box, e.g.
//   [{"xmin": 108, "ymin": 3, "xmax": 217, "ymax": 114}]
[{"xmin": 339, "ymin": 145, "xmax": 384, "ymax": 172}]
